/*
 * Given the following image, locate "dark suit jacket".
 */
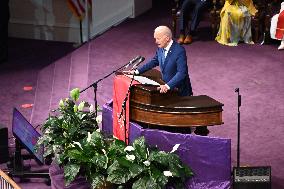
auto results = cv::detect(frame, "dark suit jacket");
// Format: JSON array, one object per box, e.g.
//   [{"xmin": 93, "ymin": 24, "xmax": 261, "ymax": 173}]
[
  {"xmin": 0, "ymin": 0, "xmax": 9, "ymax": 62},
  {"xmin": 138, "ymin": 41, "xmax": 193, "ymax": 96}
]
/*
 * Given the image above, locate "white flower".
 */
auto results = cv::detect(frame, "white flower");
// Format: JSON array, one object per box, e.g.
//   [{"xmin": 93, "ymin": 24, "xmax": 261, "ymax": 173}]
[
  {"xmin": 45, "ymin": 128, "xmax": 51, "ymax": 134},
  {"xmin": 124, "ymin": 146, "xmax": 135, "ymax": 152},
  {"xmin": 143, "ymin": 160, "xmax": 150, "ymax": 166},
  {"xmin": 78, "ymin": 101, "xmax": 85, "ymax": 111},
  {"xmin": 54, "ymin": 154, "xmax": 60, "ymax": 163},
  {"xmin": 170, "ymin": 144, "xmax": 180, "ymax": 153},
  {"xmin": 163, "ymin": 171, "xmax": 173, "ymax": 177},
  {"xmin": 126, "ymin": 154, "xmax": 135, "ymax": 161},
  {"xmin": 113, "ymin": 135, "xmax": 118, "ymax": 139},
  {"xmin": 146, "ymin": 147, "xmax": 149, "ymax": 158},
  {"xmin": 52, "ymin": 145, "xmax": 60, "ymax": 152},
  {"xmin": 59, "ymin": 99, "xmax": 64, "ymax": 108},
  {"xmin": 89, "ymin": 104, "xmax": 94, "ymax": 113},
  {"xmin": 87, "ymin": 132, "xmax": 91, "ymax": 143},
  {"xmin": 102, "ymin": 149, "xmax": 106, "ymax": 155},
  {"xmin": 73, "ymin": 142, "xmax": 83, "ymax": 150},
  {"xmin": 63, "ymin": 131, "xmax": 68, "ymax": 138},
  {"xmin": 96, "ymin": 115, "xmax": 102, "ymax": 123}
]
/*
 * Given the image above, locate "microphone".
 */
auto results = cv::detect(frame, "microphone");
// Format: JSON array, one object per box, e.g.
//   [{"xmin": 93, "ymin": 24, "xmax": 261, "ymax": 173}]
[
  {"xmin": 131, "ymin": 56, "xmax": 145, "ymax": 70},
  {"xmin": 235, "ymin": 88, "xmax": 241, "ymax": 107},
  {"xmin": 124, "ymin": 56, "xmax": 141, "ymax": 69}
]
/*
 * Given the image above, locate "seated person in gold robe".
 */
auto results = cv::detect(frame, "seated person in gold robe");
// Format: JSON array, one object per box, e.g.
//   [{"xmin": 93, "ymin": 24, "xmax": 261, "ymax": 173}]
[{"xmin": 215, "ymin": 0, "xmax": 257, "ymax": 46}]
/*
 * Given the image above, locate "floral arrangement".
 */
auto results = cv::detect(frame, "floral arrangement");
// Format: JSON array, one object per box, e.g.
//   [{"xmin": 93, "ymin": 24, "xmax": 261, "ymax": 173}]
[
  {"xmin": 107, "ymin": 137, "xmax": 194, "ymax": 189},
  {"xmin": 36, "ymin": 88, "xmax": 193, "ymax": 189}
]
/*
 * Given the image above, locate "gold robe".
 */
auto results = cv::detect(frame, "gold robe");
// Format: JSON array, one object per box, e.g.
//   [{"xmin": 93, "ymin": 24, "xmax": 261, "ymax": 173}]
[{"xmin": 215, "ymin": 0, "xmax": 257, "ymax": 46}]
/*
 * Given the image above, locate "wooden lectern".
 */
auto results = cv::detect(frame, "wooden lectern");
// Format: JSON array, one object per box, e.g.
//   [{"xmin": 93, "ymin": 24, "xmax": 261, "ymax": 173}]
[{"xmin": 128, "ymin": 69, "xmax": 224, "ymax": 134}]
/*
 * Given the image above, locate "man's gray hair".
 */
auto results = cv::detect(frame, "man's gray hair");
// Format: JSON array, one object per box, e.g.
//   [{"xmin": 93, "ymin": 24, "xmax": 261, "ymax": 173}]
[{"xmin": 155, "ymin": 26, "xmax": 172, "ymax": 39}]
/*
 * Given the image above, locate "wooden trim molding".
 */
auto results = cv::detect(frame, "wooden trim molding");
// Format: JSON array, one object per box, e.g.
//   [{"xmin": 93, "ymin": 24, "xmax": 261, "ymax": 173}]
[{"xmin": 0, "ymin": 169, "xmax": 21, "ymax": 189}]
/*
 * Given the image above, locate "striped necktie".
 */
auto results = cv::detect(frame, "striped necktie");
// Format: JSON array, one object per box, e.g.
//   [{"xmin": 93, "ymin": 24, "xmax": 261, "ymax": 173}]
[{"xmin": 161, "ymin": 48, "xmax": 166, "ymax": 65}]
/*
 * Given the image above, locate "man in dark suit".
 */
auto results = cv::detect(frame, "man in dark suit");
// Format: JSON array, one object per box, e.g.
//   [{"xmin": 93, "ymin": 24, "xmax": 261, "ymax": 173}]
[
  {"xmin": 125, "ymin": 25, "xmax": 209, "ymax": 135},
  {"xmin": 177, "ymin": 0, "xmax": 209, "ymax": 44},
  {"xmin": 0, "ymin": 0, "xmax": 10, "ymax": 63},
  {"xmin": 137, "ymin": 25, "xmax": 193, "ymax": 96}
]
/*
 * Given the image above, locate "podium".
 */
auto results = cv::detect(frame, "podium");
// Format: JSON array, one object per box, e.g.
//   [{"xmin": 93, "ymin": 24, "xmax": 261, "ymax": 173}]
[{"xmin": 128, "ymin": 69, "xmax": 224, "ymax": 128}]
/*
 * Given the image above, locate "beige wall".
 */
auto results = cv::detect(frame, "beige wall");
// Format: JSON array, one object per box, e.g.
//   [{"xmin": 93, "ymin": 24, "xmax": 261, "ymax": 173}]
[{"xmin": 8, "ymin": 0, "xmax": 152, "ymax": 43}]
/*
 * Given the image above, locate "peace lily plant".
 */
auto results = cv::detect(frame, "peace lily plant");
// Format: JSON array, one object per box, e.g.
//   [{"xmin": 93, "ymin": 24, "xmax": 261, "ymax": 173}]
[
  {"xmin": 106, "ymin": 137, "xmax": 194, "ymax": 189},
  {"xmin": 36, "ymin": 88, "xmax": 193, "ymax": 189}
]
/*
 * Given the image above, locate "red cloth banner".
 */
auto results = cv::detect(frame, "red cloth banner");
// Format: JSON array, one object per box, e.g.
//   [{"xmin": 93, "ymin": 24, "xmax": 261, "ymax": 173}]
[
  {"xmin": 276, "ymin": 10, "xmax": 284, "ymax": 39},
  {"xmin": 113, "ymin": 75, "xmax": 139, "ymax": 143}
]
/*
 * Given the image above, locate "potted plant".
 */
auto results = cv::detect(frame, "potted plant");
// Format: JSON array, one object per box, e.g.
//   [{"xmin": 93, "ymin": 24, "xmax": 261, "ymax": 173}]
[
  {"xmin": 36, "ymin": 88, "xmax": 194, "ymax": 189},
  {"xmin": 106, "ymin": 137, "xmax": 194, "ymax": 189},
  {"xmin": 36, "ymin": 88, "xmax": 112, "ymax": 188}
]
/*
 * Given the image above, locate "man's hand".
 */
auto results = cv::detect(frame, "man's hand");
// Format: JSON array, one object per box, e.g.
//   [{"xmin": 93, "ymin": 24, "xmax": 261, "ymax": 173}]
[
  {"xmin": 157, "ymin": 85, "xmax": 169, "ymax": 93},
  {"xmin": 122, "ymin": 70, "xmax": 136, "ymax": 75}
]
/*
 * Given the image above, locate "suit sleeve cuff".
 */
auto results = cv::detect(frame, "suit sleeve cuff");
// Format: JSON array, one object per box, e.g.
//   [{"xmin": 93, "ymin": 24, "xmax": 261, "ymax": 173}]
[{"xmin": 165, "ymin": 84, "xmax": 170, "ymax": 89}]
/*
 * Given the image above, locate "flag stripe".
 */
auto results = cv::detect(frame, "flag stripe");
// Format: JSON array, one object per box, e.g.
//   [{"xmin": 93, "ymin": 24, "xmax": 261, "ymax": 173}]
[
  {"xmin": 67, "ymin": 0, "xmax": 83, "ymax": 19},
  {"xmin": 77, "ymin": 0, "xmax": 86, "ymax": 13},
  {"xmin": 67, "ymin": 0, "xmax": 92, "ymax": 21}
]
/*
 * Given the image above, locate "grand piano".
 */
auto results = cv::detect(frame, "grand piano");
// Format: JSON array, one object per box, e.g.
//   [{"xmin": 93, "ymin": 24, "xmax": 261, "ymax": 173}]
[{"xmin": 127, "ymin": 69, "xmax": 224, "ymax": 135}]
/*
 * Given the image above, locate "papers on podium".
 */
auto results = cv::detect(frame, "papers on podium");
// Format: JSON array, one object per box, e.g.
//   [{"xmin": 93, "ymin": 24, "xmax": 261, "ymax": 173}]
[{"xmin": 124, "ymin": 74, "xmax": 160, "ymax": 86}]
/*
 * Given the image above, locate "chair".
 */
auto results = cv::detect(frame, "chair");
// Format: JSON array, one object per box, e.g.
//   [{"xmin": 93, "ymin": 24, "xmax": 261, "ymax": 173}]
[
  {"xmin": 171, "ymin": 0, "xmax": 267, "ymax": 43},
  {"xmin": 212, "ymin": 0, "xmax": 267, "ymax": 43},
  {"xmin": 210, "ymin": 0, "xmax": 225, "ymax": 37},
  {"xmin": 251, "ymin": 0, "xmax": 267, "ymax": 42},
  {"xmin": 171, "ymin": 0, "xmax": 225, "ymax": 38},
  {"xmin": 263, "ymin": 0, "xmax": 282, "ymax": 43}
]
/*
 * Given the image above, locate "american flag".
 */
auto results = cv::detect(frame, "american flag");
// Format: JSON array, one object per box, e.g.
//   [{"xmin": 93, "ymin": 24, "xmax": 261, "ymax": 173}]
[{"xmin": 67, "ymin": 0, "xmax": 92, "ymax": 20}]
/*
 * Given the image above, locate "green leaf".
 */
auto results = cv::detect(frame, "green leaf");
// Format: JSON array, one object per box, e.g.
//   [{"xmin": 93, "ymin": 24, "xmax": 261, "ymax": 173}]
[
  {"xmin": 148, "ymin": 151, "xmax": 172, "ymax": 166},
  {"xmin": 89, "ymin": 173, "xmax": 106, "ymax": 189},
  {"xmin": 89, "ymin": 131, "xmax": 105, "ymax": 147},
  {"xmin": 155, "ymin": 173, "xmax": 168, "ymax": 187},
  {"xmin": 179, "ymin": 165, "xmax": 194, "ymax": 180},
  {"xmin": 171, "ymin": 179, "xmax": 185, "ymax": 189},
  {"xmin": 148, "ymin": 165, "xmax": 160, "ymax": 179},
  {"xmin": 132, "ymin": 137, "xmax": 147, "ymax": 161},
  {"xmin": 128, "ymin": 162, "xmax": 145, "ymax": 178},
  {"xmin": 67, "ymin": 149, "xmax": 90, "ymax": 162},
  {"xmin": 90, "ymin": 154, "xmax": 108, "ymax": 169},
  {"xmin": 108, "ymin": 139, "xmax": 126, "ymax": 159},
  {"xmin": 117, "ymin": 157, "xmax": 134, "ymax": 168},
  {"xmin": 64, "ymin": 163, "xmax": 80, "ymax": 186},
  {"xmin": 70, "ymin": 88, "xmax": 80, "ymax": 101},
  {"xmin": 73, "ymin": 104, "xmax": 78, "ymax": 112},
  {"xmin": 107, "ymin": 160, "xmax": 131, "ymax": 184},
  {"xmin": 132, "ymin": 176, "xmax": 162, "ymax": 189}
]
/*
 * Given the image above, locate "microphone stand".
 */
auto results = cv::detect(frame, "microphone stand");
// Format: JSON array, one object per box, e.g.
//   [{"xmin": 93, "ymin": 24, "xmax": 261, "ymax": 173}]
[
  {"xmin": 80, "ymin": 57, "xmax": 140, "ymax": 121},
  {"xmin": 235, "ymin": 88, "xmax": 241, "ymax": 168},
  {"xmin": 118, "ymin": 73, "xmax": 136, "ymax": 144}
]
